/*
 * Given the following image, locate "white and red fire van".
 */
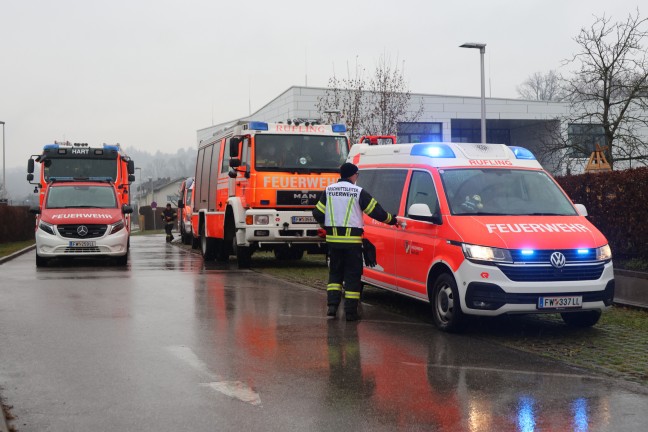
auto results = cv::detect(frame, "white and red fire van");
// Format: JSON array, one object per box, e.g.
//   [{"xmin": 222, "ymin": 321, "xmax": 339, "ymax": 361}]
[
  {"xmin": 349, "ymin": 142, "xmax": 614, "ymax": 331},
  {"xmin": 32, "ymin": 179, "xmax": 133, "ymax": 267}
]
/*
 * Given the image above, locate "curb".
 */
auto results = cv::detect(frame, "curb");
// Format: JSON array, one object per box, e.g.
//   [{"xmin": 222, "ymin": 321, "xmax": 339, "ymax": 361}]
[{"xmin": 0, "ymin": 244, "xmax": 36, "ymax": 265}]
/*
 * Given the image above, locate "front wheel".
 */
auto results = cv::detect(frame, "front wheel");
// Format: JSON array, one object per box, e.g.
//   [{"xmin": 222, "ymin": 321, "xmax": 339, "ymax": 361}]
[
  {"xmin": 35, "ymin": 254, "xmax": 49, "ymax": 268},
  {"xmin": 200, "ymin": 225, "xmax": 216, "ymax": 260},
  {"xmin": 115, "ymin": 253, "xmax": 128, "ymax": 266},
  {"xmin": 430, "ymin": 273, "xmax": 464, "ymax": 332},
  {"xmin": 561, "ymin": 310, "xmax": 602, "ymax": 327}
]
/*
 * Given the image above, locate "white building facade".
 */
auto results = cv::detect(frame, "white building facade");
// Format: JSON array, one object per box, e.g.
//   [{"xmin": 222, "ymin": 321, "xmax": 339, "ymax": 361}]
[{"xmin": 204, "ymin": 86, "xmax": 647, "ymax": 175}]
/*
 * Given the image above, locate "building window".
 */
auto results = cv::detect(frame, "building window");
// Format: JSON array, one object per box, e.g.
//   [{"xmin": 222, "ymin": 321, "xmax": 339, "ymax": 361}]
[
  {"xmin": 450, "ymin": 119, "xmax": 510, "ymax": 144},
  {"xmin": 397, "ymin": 122, "xmax": 442, "ymax": 143},
  {"xmin": 567, "ymin": 124, "xmax": 606, "ymax": 158}
]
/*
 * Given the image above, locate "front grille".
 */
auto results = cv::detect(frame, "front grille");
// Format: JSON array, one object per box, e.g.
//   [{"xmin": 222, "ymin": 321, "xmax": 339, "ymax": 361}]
[
  {"xmin": 57, "ymin": 224, "xmax": 107, "ymax": 239},
  {"xmin": 63, "ymin": 247, "xmax": 101, "ymax": 253},
  {"xmin": 510, "ymin": 248, "xmax": 596, "ymax": 262},
  {"xmin": 498, "ymin": 263, "xmax": 605, "ymax": 282}
]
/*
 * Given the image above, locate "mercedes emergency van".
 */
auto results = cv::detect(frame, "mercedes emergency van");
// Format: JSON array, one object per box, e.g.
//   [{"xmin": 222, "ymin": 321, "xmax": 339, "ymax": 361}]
[
  {"xmin": 350, "ymin": 142, "xmax": 614, "ymax": 331},
  {"xmin": 32, "ymin": 179, "xmax": 133, "ymax": 267}
]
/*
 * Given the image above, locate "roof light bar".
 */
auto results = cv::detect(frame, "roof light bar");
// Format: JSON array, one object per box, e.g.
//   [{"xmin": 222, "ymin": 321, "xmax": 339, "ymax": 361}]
[
  {"xmin": 248, "ymin": 121, "xmax": 269, "ymax": 131},
  {"xmin": 332, "ymin": 124, "xmax": 347, "ymax": 133},
  {"xmin": 411, "ymin": 143, "xmax": 456, "ymax": 158},
  {"xmin": 509, "ymin": 146, "xmax": 536, "ymax": 160}
]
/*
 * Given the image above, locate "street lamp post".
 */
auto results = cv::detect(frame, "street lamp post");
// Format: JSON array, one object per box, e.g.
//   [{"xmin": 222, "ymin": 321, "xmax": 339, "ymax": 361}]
[
  {"xmin": 460, "ymin": 43, "xmax": 487, "ymax": 143},
  {"xmin": 0, "ymin": 121, "xmax": 5, "ymax": 197}
]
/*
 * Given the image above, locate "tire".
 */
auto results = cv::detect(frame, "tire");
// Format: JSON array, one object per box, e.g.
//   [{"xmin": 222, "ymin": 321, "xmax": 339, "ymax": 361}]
[
  {"xmin": 191, "ymin": 235, "xmax": 200, "ymax": 249},
  {"xmin": 36, "ymin": 254, "xmax": 48, "ymax": 268},
  {"xmin": 115, "ymin": 253, "xmax": 128, "ymax": 266},
  {"xmin": 200, "ymin": 224, "xmax": 216, "ymax": 260},
  {"xmin": 430, "ymin": 273, "xmax": 464, "ymax": 332},
  {"xmin": 236, "ymin": 245, "xmax": 252, "ymax": 269},
  {"xmin": 560, "ymin": 310, "xmax": 602, "ymax": 327}
]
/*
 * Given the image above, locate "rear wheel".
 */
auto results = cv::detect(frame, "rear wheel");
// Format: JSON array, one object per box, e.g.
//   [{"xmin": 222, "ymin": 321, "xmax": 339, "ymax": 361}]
[
  {"xmin": 431, "ymin": 273, "xmax": 464, "ymax": 332},
  {"xmin": 191, "ymin": 235, "xmax": 200, "ymax": 249},
  {"xmin": 561, "ymin": 310, "xmax": 602, "ymax": 327}
]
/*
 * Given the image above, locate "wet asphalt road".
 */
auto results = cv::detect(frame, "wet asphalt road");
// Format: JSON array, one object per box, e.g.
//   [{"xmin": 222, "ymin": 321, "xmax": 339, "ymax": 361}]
[{"xmin": 1, "ymin": 235, "xmax": 648, "ymax": 432}]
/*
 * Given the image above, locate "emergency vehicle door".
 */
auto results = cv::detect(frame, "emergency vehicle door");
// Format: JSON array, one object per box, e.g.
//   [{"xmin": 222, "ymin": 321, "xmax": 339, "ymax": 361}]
[
  {"xmin": 357, "ymin": 169, "xmax": 406, "ymax": 288},
  {"xmin": 396, "ymin": 170, "xmax": 441, "ymax": 299}
]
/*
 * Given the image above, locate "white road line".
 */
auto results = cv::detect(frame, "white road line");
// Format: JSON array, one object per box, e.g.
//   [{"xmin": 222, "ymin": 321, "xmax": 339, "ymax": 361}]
[{"xmin": 167, "ymin": 345, "xmax": 262, "ymax": 407}]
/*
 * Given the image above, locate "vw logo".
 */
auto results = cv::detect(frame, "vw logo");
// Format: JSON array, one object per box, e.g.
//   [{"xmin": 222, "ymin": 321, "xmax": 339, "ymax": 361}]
[
  {"xmin": 77, "ymin": 225, "xmax": 89, "ymax": 237},
  {"xmin": 550, "ymin": 251, "xmax": 566, "ymax": 269}
]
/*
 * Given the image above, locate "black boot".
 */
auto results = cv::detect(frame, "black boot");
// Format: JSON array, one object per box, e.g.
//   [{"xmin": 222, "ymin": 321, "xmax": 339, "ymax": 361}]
[{"xmin": 327, "ymin": 305, "xmax": 338, "ymax": 318}]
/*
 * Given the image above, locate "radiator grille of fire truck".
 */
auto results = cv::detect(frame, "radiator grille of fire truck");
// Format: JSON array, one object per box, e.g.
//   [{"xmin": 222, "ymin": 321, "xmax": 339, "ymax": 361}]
[
  {"xmin": 497, "ymin": 263, "xmax": 605, "ymax": 282},
  {"xmin": 57, "ymin": 224, "xmax": 108, "ymax": 239}
]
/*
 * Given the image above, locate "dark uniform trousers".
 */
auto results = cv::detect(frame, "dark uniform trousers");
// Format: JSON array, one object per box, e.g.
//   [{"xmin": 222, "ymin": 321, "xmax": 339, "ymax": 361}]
[{"xmin": 327, "ymin": 243, "xmax": 364, "ymax": 313}]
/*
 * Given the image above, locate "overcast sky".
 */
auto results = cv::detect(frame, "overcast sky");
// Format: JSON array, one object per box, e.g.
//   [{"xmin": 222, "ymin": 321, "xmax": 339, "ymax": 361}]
[{"xmin": 0, "ymin": 0, "xmax": 642, "ymax": 170}]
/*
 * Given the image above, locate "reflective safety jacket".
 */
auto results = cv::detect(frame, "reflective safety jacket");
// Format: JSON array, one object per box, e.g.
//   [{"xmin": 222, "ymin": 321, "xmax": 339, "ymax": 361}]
[{"xmin": 312, "ymin": 179, "xmax": 396, "ymax": 245}]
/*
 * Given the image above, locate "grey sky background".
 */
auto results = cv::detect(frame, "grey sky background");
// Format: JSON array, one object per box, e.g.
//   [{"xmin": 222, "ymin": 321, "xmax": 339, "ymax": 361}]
[{"xmin": 0, "ymin": 0, "xmax": 642, "ymax": 170}]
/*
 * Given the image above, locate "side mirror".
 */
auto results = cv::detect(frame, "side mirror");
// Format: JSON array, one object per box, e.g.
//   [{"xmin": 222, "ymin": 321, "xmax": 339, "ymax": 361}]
[
  {"xmin": 127, "ymin": 160, "xmax": 135, "ymax": 175},
  {"xmin": 29, "ymin": 207, "xmax": 41, "ymax": 215},
  {"xmin": 27, "ymin": 173, "xmax": 34, "ymax": 182},
  {"xmin": 230, "ymin": 137, "xmax": 241, "ymax": 157},
  {"xmin": 229, "ymin": 158, "xmax": 241, "ymax": 168},
  {"xmin": 408, "ymin": 203, "xmax": 442, "ymax": 225},
  {"xmin": 177, "ymin": 200, "xmax": 185, "ymax": 209},
  {"xmin": 27, "ymin": 158, "xmax": 35, "ymax": 174},
  {"xmin": 128, "ymin": 174, "xmax": 135, "ymax": 182},
  {"xmin": 122, "ymin": 204, "xmax": 134, "ymax": 214},
  {"xmin": 574, "ymin": 203, "xmax": 588, "ymax": 216}
]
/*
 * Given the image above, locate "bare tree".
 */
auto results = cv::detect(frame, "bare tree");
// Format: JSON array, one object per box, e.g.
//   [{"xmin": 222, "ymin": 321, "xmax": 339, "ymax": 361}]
[
  {"xmin": 317, "ymin": 55, "xmax": 423, "ymax": 143},
  {"xmin": 517, "ymin": 70, "xmax": 566, "ymax": 101},
  {"xmin": 557, "ymin": 9, "xmax": 648, "ymax": 170}
]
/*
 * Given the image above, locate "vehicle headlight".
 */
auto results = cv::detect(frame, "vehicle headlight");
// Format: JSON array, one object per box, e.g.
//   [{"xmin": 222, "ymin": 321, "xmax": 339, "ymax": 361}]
[
  {"xmin": 596, "ymin": 244, "xmax": 612, "ymax": 261},
  {"xmin": 39, "ymin": 221, "xmax": 56, "ymax": 235},
  {"xmin": 110, "ymin": 220, "xmax": 125, "ymax": 234},
  {"xmin": 253, "ymin": 215, "xmax": 270, "ymax": 225},
  {"xmin": 462, "ymin": 243, "xmax": 513, "ymax": 264}
]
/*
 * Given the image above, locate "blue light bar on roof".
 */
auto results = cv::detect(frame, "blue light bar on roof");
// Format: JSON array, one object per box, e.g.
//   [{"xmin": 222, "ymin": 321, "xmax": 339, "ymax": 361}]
[
  {"xmin": 248, "ymin": 121, "xmax": 269, "ymax": 131},
  {"xmin": 332, "ymin": 124, "xmax": 347, "ymax": 133},
  {"xmin": 44, "ymin": 144, "xmax": 59, "ymax": 150},
  {"xmin": 103, "ymin": 145, "xmax": 119, "ymax": 151},
  {"xmin": 410, "ymin": 143, "xmax": 456, "ymax": 158},
  {"xmin": 510, "ymin": 146, "xmax": 536, "ymax": 160}
]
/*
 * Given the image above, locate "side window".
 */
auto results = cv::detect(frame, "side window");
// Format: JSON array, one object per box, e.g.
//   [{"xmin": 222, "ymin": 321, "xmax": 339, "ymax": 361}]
[
  {"xmin": 221, "ymin": 139, "xmax": 230, "ymax": 174},
  {"xmin": 200, "ymin": 145, "xmax": 213, "ymax": 208},
  {"xmin": 356, "ymin": 169, "xmax": 407, "ymax": 215},
  {"xmin": 208, "ymin": 141, "xmax": 221, "ymax": 210},
  {"xmin": 405, "ymin": 171, "xmax": 439, "ymax": 217},
  {"xmin": 195, "ymin": 149, "xmax": 205, "ymax": 207}
]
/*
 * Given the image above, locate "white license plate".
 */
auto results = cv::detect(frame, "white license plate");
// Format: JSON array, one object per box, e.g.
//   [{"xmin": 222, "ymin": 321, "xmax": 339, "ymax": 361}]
[
  {"xmin": 292, "ymin": 216, "xmax": 316, "ymax": 224},
  {"xmin": 69, "ymin": 241, "xmax": 96, "ymax": 247},
  {"xmin": 537, "ymin": 295, "xmax": 583, "ymax": 309}
]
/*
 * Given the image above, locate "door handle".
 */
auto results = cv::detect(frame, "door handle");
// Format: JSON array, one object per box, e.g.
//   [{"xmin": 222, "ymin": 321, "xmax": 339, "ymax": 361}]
[{"xmin": 399, "ymin": 220, "xmax": 407, "ymax": 229}]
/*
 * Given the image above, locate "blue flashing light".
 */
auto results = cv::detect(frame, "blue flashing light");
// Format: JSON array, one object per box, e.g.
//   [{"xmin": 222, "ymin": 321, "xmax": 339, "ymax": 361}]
[
  {"xmin": 248, "ymin": 121, "xmax": 269, "ymax": 131},
  {"xmin": 510, "ymin": 146, "xmax": 537, "ymax": 160},
  {"xmin": 332, "ymin": 124, "xmax": 347, "ymax": 133},
  {"xmin": 577, "ymin": 249, "xmax": 590, "ymax": 255},
  {"xmin": 44, "ymin": 144, "xmax": 59, "ymax": 150},
  {"xmin": 411, "ymin": 143, "xmax": 456, "ymax": 158},
  {"xmin": 521, "ymin": 249, "xmax": 535, "ymax": 256},
  {"xmin": 103, "ymin": 145, "xmax": 120, "ymax": 151}
]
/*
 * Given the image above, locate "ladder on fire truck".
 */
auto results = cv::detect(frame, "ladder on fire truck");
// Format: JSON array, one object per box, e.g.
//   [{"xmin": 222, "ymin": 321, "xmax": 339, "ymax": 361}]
[{"xmin": 584, "ymin": 144, "xmax": 611, "ymax": 173}]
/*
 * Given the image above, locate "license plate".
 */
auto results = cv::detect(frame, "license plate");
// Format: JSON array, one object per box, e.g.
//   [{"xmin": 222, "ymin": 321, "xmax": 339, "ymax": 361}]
[
  {"xmin": 69, "ymin": 241, "xmax": 96, "ymax": 247},
  {"xmin": 291, "ymin": 216, "xmax": 316, "ymax": 224},
  {"xmin": 537, "ymin": 295, "xmax": 583, "ymax": 309}
]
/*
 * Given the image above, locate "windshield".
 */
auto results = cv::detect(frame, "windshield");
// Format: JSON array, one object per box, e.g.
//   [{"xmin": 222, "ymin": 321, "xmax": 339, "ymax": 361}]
[
  {"xmin": 46, "ymin": 185, "xmax": 117, "ymax": 209},
  {"xmin": 44, "ymin": 158, "xmax": 118, "ymax": 181},
  {"xmin": 440, "ymin": 168, "xmax": 577, "ymax": 216},
  {"xmin": 254, "ymin": 134, "xmax": 349, "ymax": 172}
]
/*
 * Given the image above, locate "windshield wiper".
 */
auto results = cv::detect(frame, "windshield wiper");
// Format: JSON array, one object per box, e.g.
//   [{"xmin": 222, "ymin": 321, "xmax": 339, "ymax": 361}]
[
  {"xmin": 526, "ymin": 212, "xmax": 572, "ymax": 216},
  {"xmin": 456, "ymin": 212, "xmax": 509, "ymax": 216}
]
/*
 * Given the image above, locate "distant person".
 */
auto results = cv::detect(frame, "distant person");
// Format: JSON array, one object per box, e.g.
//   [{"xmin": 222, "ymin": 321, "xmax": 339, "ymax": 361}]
[
  {"xmin": 312, "ymin": 162, "xmax": 398, "ymax": 321},
  {"xmin": 161, "ymin": 203, "xmax": 177, "ymax": 242}
]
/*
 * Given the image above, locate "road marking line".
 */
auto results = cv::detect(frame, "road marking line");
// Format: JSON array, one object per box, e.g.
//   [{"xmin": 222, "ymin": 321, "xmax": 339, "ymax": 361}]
[{"xmin": 167, "ymin": 345, "xmax": 262, "ymax": 406}]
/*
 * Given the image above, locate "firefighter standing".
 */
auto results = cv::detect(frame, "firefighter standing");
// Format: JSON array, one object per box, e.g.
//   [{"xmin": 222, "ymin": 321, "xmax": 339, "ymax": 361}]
[
  {"xmin": 312, "ymin": 163, "xmax": 398, "ymax": 321},
  {"xmin": 161, "ymin": 203, "xmax": 177, "ymax": 242}
]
